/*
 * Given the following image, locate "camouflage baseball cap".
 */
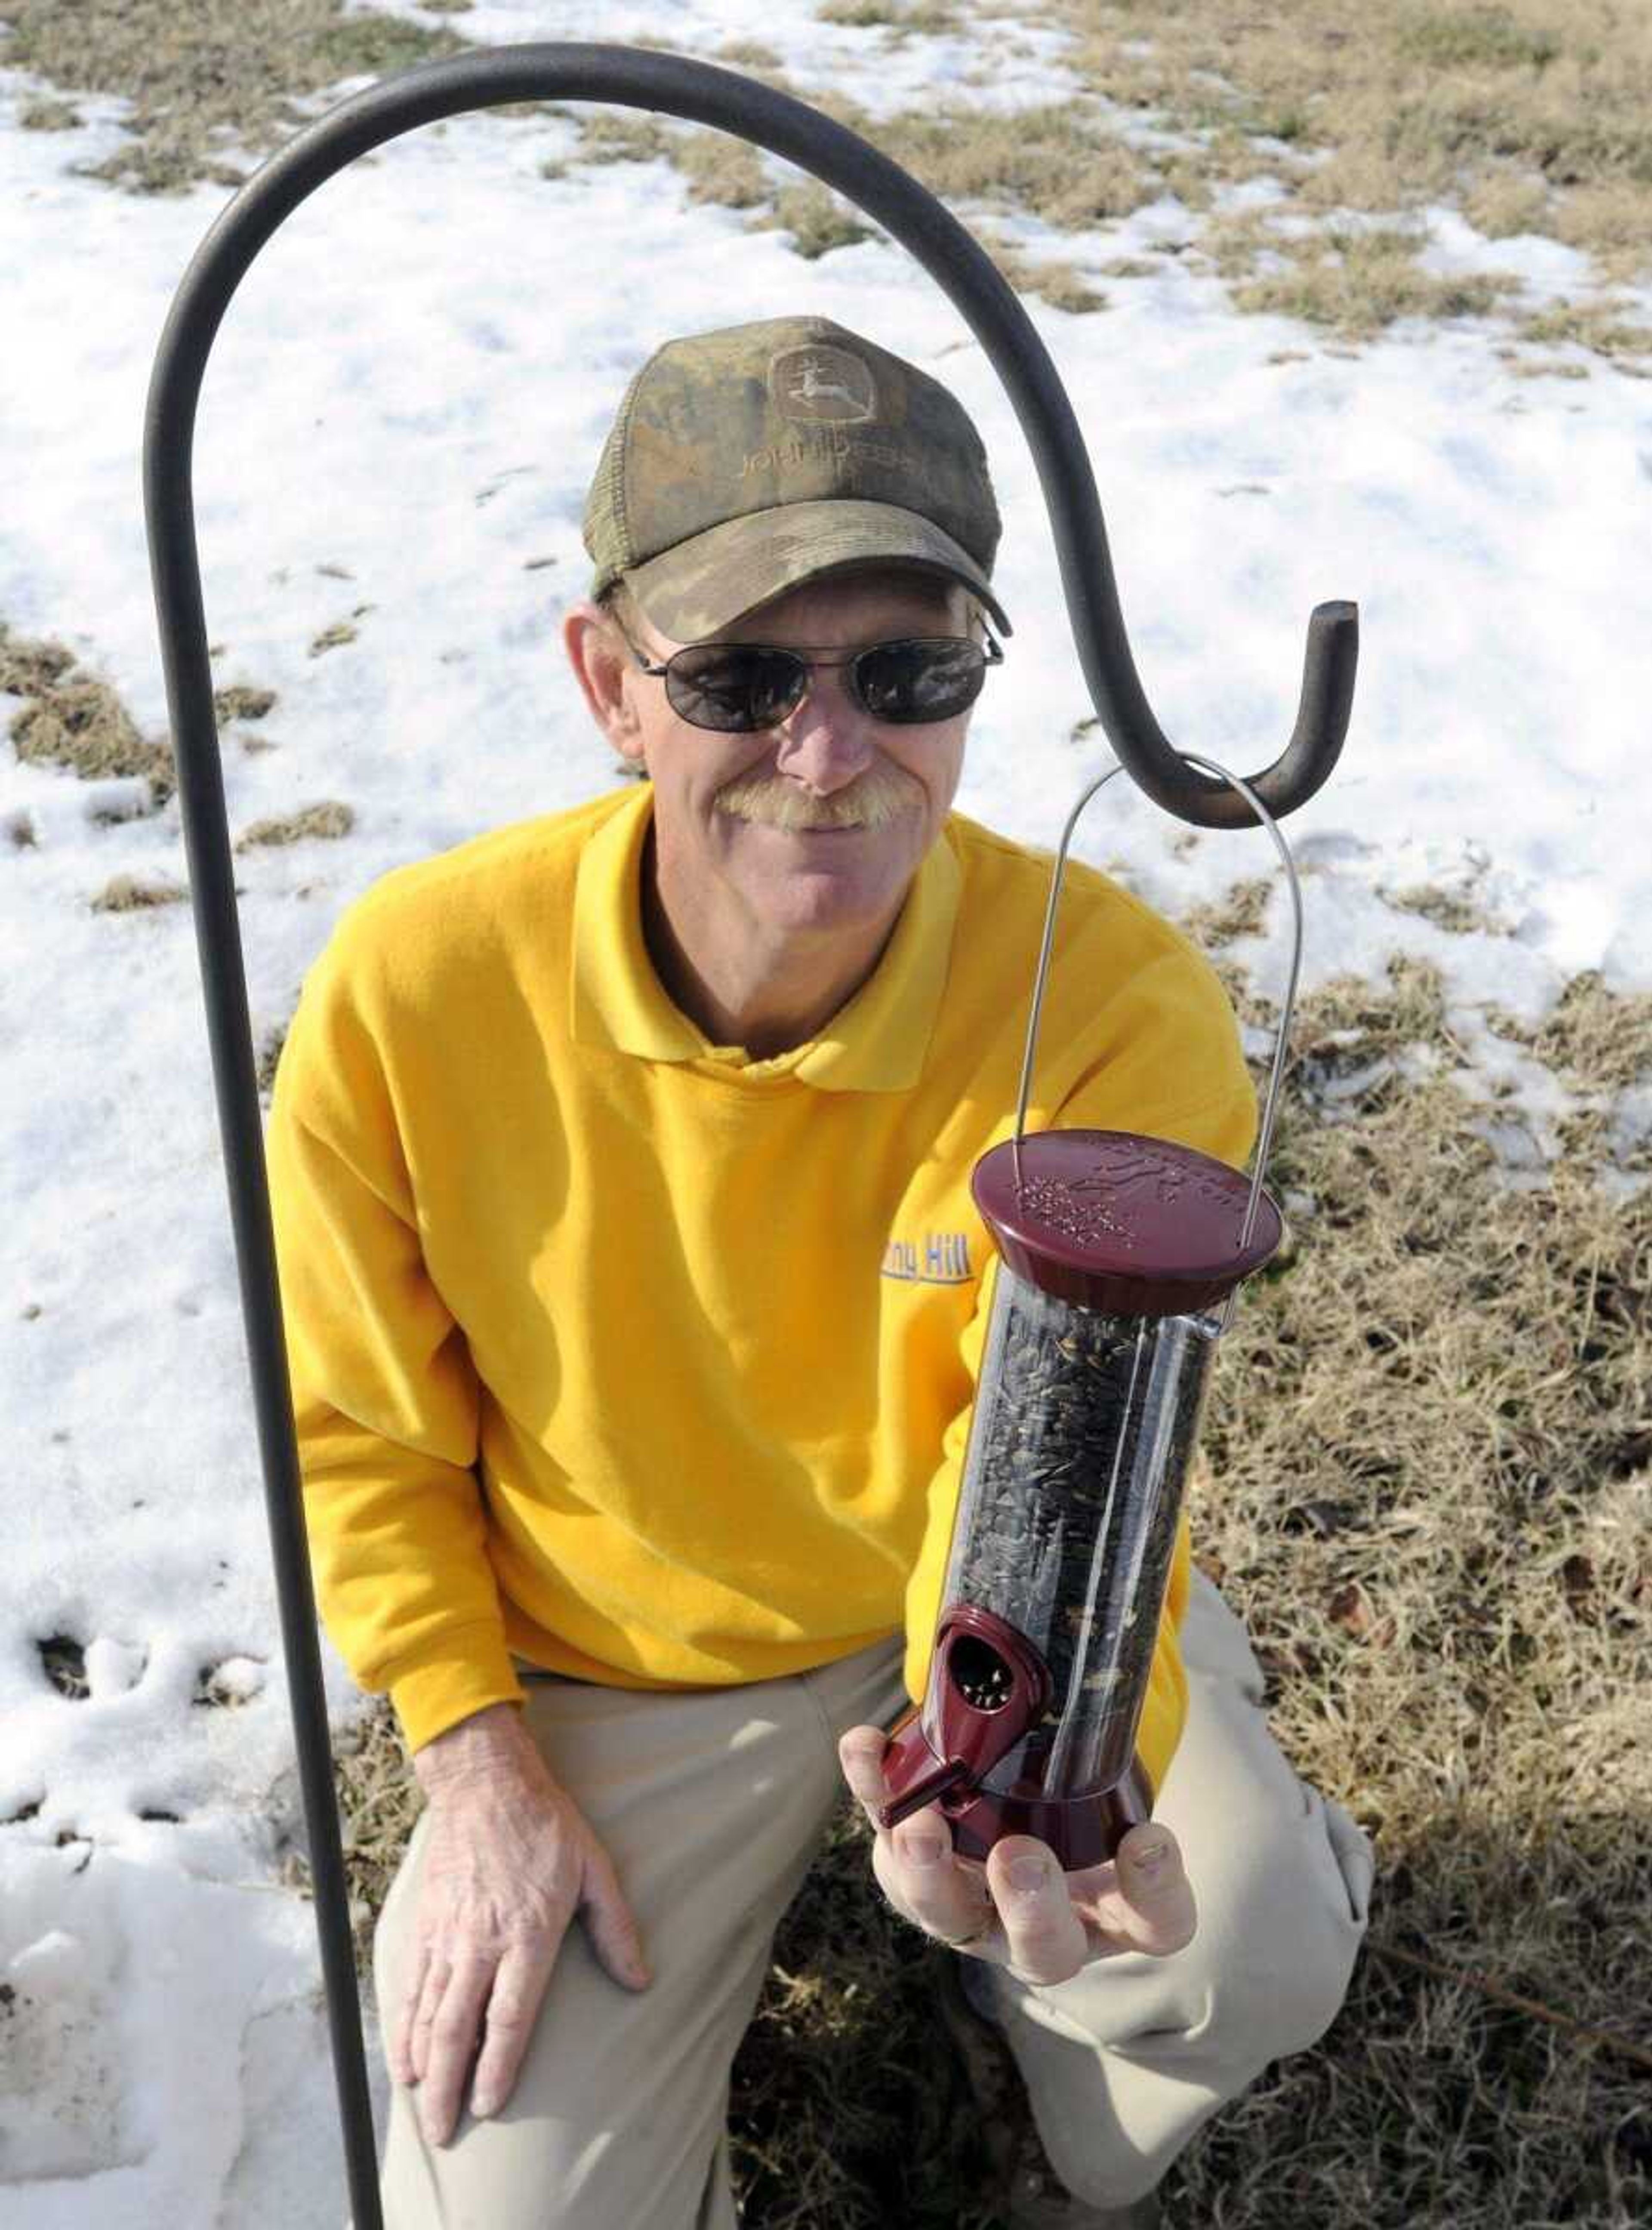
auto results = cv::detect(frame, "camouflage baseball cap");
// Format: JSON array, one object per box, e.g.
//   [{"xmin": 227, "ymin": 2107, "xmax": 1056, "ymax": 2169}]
[{"xmin": 581, "ymin": 313, "xmax": 1013, "ymax": 642}]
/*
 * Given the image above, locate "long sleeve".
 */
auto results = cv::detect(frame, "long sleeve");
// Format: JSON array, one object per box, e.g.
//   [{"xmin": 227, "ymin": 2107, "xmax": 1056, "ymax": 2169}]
[{"xmin": 265, "ymin": 916, "xmax": 524, "ymax": 1754}]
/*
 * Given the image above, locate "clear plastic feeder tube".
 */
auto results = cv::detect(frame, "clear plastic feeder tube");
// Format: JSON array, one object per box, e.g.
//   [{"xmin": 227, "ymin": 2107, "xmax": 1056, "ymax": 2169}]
[{"xmin": 923, "ymin": 1267, "xmax": 1220, "ymax": 1804}]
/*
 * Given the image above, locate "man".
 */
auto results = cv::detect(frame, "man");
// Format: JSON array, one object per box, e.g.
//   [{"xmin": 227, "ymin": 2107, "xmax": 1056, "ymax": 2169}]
[{"xmin": 268, "ymin": 314, "xmax": 1372, "ymax": 2230}]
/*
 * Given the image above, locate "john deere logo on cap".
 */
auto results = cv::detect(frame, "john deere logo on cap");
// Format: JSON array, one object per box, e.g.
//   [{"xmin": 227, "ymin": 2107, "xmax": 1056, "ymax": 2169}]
[{"xmin": 770, "ymin": 344, "xmax": 876, "ymax": 426}]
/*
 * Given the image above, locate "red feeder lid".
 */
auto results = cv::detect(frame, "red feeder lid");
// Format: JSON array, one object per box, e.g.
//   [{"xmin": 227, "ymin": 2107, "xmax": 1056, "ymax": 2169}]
[{"xmin": 970, "ymin": 1129, "xmax": 1284, "ymax": 1318}]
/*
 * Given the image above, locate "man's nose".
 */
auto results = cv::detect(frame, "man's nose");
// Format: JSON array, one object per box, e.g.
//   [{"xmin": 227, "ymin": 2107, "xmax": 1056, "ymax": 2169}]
[{"xmin": 770, "ymin": 670, "xmax": 877, "ymax": 794}]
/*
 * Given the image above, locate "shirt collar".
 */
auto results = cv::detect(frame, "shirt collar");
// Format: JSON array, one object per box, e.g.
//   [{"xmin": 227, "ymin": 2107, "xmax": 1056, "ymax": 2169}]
[{"xmin": 570, "ymin": 783, "xmax": 962, "ymax": 1091}]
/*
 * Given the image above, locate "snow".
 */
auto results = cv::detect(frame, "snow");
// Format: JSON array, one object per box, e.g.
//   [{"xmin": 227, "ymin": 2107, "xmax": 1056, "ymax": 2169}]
[{"xmin": 1, "ymin": 1, "xmax": 1647, "ymax": 2221}]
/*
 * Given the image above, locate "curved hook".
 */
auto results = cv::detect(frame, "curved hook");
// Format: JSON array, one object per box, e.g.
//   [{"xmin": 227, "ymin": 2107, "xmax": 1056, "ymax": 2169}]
[{"xmin": 145, "ymin": 42, "xmax": 1356, "ymax": 836}]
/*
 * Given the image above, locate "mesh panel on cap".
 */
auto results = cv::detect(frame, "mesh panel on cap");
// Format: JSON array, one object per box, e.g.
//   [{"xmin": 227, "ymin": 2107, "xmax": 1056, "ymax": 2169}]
[{"xmin": 583, "ymin": 357, "xmax": 653, "ymax": 596}]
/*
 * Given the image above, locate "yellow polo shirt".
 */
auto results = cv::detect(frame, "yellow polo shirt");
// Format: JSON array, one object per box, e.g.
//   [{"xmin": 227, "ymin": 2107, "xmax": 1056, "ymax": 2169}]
[{"xmin": 266, "ymin": 780, "xmax": 1257, "ymax": 1791}]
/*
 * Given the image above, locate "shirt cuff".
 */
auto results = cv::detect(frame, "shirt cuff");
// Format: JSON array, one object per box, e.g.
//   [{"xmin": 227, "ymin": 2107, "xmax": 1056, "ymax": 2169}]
[{"xmin": 383, "ymin": 1622, "xmax": 528, "ymax": 1756}]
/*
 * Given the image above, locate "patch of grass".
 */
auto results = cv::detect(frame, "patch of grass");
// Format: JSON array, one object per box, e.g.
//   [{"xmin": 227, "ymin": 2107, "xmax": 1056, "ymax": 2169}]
[
  {"xmin": 754, "ymin": 181, "xmax": 876, "ymax": 260},
  {"xmin": 1378, "ymin": 881, "xmax": 1518, "ymax": 937},
  {"xmin": 1486, "ymin": 969, "xmax": 1652, "ymax": 1098},
  {"xmin": 308, "ymin": 610, "xmax": 373, "ymax": 657},
  {"xmin": 272, "ymin": 1692, "xmax": 423, "ymax": 1980},
  {"xmin": 1513, "ymin": 296, "xmax": 1652, "ymax": 364},
  {"xmin": 1201, "ymin": 210, "xmax": 1526, "ymax": 343},
  {"xmin": 1180, "ymin": 871, "xmax": 1273, "ymax": 945},
  {"xmin": 715, "ymin": 40, "xmax": 784, "ymax": 72},
  {"xmin": 568, "ymin": 111, "xmax": 678, "ymax": 168},
  {"xmin": 553, "ymin": 66, "xmax": 1155, "ymax": 305},
  {"xmin": 232, "ymin": 800, "xmax": 355, "ymax": 850},
  {"xmin": 89, "ymin": 873, "xmax": 189, "ymax": 911},
  {"xmin": 872, "ymin": 100, "xmax": 1157, "ymax": 231},
  {"xmin": 817, "ymin": 0, "xmax": 906, "ymax": 24},
  {"xmin": 0, "ymin": 0, "xmax": 468, "ymax": 195},
  {"xmin": 1394, "ymin": 6, "xmax": 1564, "ymax": 74},
  {"xmin": 673, "ymin": 128, "xmax": 771, "ymax": 212},
  {"xmin": 214, "ymin": 684, "xmax": 277, "ymax": 725},
  {"xmin": 1148, "ymin": 950, "xmax": 1650, "ymax": 2224},
  {"xmin": 1023, "ymin": 0, "xmax": 1652, "ymax": 347},
  {"xmin": 534, "ymin": 43, "xmax": 1154, "ymax": 308},
  {"xmin": 1, "ymin": 622, "xmax": 174, "ymax": 796},
  {"xmin": 983, "ymin": 241, "xmax": 1109, "ymax": 314},
  {"xmin": 1497, "ymin": 350, "xmax": 1592, "ymax": 381},
  {"xmin": 19, "ymin": 96, "xmax": 81, "ymax": 130},
  {"xmin": 818, "ymin": 0, "xmax": 965, "ymax": 31}
]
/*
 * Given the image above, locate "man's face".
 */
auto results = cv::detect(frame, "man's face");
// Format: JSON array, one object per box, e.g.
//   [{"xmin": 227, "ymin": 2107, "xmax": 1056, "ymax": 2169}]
[{"xmin": 594, "ymin": 570, "xmax": 981, "ymax": 942}]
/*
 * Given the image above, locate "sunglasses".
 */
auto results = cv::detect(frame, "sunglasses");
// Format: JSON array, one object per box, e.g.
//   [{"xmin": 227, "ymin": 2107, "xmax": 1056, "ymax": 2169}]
[{"xmin": 620, "ymin": 629, "xmax": 1004, "ymax": 733}]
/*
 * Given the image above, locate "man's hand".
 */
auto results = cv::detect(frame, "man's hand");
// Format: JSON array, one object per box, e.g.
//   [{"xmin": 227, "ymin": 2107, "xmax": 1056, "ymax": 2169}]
[
  {"xmin": 837, "ymin": 1726, "xmax": 1196, "ymax": 1985},
  {"xmin": 393, "ymin": 1709, "xmax": 650, "ymax": 2149}
]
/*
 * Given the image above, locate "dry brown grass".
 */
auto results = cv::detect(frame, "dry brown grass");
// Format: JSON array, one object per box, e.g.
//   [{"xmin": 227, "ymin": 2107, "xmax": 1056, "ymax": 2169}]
[
  {"xmin": 1032, "ymin": 0, "xmax": 1652, "ymax": 366},
  {"xmin": 819, "ymin": 0, "xmax": 967, "ymax": 31},
  {"xmin": 0, "ymin": 0, "xmax": 466, "ymax": 194},
  {"xmin": 0, "ymin": 622, "xmax": 175, "ymax": 796},
  {"xmin": 0, "ymin": 621, "xmax": 285, "ymax": 807},
  {"xmin": 751, "ymin": 179, "xmax": 878, "ymax": 261},
  {"xmin": 232, "ymin": 799, "xmax": 355, "ymax": 850},
  {"xmin": 89, "ymin": 871, "xmax": 189, "ymax": 911},
  {"xmin": 308, "ymin": 610, "xmax": 374, "ymax": 657}
]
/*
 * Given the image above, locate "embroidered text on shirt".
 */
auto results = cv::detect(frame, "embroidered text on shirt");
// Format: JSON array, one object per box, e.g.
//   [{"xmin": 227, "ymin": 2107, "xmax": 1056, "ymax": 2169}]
[{"xmin": 881, "ymin": 1231, "xmax": 973, "ymax": 1285}]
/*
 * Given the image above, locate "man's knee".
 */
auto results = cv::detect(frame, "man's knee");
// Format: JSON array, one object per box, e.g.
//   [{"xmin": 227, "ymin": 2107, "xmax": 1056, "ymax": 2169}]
[{"xmin": 1190, "ymin": 1781, "xmax": 1372, "ymax": 2063}]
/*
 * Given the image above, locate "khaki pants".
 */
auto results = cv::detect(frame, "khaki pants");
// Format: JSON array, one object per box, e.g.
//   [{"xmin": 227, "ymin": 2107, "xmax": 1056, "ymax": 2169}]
[{"xmin": 362, "ymin": 1569, "xmax": 1373, "ymax": 2225}]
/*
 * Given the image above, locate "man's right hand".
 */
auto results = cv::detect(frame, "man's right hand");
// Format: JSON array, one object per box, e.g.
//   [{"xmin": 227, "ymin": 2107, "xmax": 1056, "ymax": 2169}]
[{"xmin": 391, "ymin": 1704, "xmax": 652, "ymax": 2147}]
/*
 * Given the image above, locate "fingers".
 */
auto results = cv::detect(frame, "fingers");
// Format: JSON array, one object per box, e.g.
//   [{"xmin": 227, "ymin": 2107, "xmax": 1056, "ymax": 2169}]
[
  {"xmin": 979, "ymin": 1826, "xmax": 1196, "ymax": 1979},
  {"xmin": 1086, "ymin": 1825, "xmax": 1198, "ymax": 1958},
  {"xmin": 983, "ymin": 1840, "xmax": 1091, "ymax": 1979},
  {"xmin": 839, "ymin": 1726, "xmax": 997, "ymax": 1949},
  {"xmin": 465, "ymin": 1942, "xmax": 547, "ymax": 2122},
  {"xmin": 410, "ymin": 1954, "xmax": 496, "ymax": 2148},
  {"xmin": 395, "ymin": 1877, "xmax": 649, "ymax": 2147},
  {"xmin": 836, "ymin": 1726, "xmax": 895, "ymax": 1828},
  {"xmin": 840, "ymin": 1724, "xmax": 1198, "ymax": 1981},
  {"xmin": 406, "ymin": 1944, "xmax": 446, "ymax": 2087},
  {"xmin": 389, "ymin": 1941, "xmax": 430, "ymax": 2088},
  {"xmin": 878, "ymin": 1815, "xmax": 1002, "ymax": 1951},
  {"xmin": 580, "ymin": 1843, "xmax": 653, "ymax": 1991}
]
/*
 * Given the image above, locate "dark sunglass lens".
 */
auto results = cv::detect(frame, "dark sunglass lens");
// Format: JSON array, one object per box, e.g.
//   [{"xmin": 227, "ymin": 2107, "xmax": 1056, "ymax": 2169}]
[
  {"xmin": 667, "ymin": 646, "xmax": 803, "ymax": 731},
  {"xmin": 857, "ymin": 640, "xmax": 984, "ymax": 722}
]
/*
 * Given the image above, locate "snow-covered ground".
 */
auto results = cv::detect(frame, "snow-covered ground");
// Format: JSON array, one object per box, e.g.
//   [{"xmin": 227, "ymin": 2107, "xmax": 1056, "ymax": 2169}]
[{"xmin": 2, "ymin": 2, "xmax": 1648, "ymax": 2222}]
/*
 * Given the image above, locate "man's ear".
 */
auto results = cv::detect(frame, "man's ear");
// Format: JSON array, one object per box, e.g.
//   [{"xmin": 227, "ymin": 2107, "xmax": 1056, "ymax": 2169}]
[{"xmin": 563, "ymin": 600, "xmax": 648, "ymax": 768}]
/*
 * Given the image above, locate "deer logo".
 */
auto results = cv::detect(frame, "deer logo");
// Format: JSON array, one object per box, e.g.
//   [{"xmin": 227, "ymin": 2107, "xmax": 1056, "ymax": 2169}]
[{"xmin": 770, "ymin": 342, "xmax": 877, "ymax": 424}]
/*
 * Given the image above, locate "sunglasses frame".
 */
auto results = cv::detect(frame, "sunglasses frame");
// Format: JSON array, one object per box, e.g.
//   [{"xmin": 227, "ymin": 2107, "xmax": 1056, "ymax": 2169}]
[{"xmin": 616, "ymin": 623, "xmax": 1004, "ymax": 731}]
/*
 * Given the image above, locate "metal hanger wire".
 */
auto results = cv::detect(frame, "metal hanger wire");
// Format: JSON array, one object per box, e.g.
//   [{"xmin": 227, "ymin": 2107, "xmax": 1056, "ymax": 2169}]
[{"xmin": 1010, "ymin": 753, "xmax": 1305, "ymax": 1338}]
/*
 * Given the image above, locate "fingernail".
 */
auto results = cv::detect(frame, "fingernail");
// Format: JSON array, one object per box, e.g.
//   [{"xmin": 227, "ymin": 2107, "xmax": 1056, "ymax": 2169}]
[
  {"xmin": 1130, "ymin": 1838, "xmax": 1170, "ymax": 1878},
  {"xmin": 908, "ymin": 1838, "xmax": 945, "ymax": 1867},
  {"xmin": 471, "ymin": 2091, "xmax": 498, "ymax": 2119},
  {"xmin": 1009, "ymin": 1856, "xmax": 1047, "ymax": 1894}
]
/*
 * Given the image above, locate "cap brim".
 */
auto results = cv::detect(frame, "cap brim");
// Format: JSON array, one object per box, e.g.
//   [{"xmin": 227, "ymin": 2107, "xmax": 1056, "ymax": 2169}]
[{"xmin": 622, "ymin": 499, "xmax": 1013, "ymax": 642}]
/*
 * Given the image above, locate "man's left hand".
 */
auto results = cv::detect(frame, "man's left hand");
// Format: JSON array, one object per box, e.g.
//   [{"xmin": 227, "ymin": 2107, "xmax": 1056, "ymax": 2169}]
[{"xmin": 837, "ymin": 1725, "xmax": 1197, "ymax": 1985}]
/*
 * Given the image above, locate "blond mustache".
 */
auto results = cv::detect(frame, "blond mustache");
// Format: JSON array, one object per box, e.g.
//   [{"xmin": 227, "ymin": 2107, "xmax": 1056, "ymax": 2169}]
[{"xmin": 715, "ymin": 763, "xmax": 922, "ymax": 830}]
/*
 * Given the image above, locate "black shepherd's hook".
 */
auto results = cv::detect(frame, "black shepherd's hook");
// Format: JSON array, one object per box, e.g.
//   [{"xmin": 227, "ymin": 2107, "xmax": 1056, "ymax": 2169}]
[{"xmin": 142, "ymin": 43, "xmax": 1357, "ymax": 2228}]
